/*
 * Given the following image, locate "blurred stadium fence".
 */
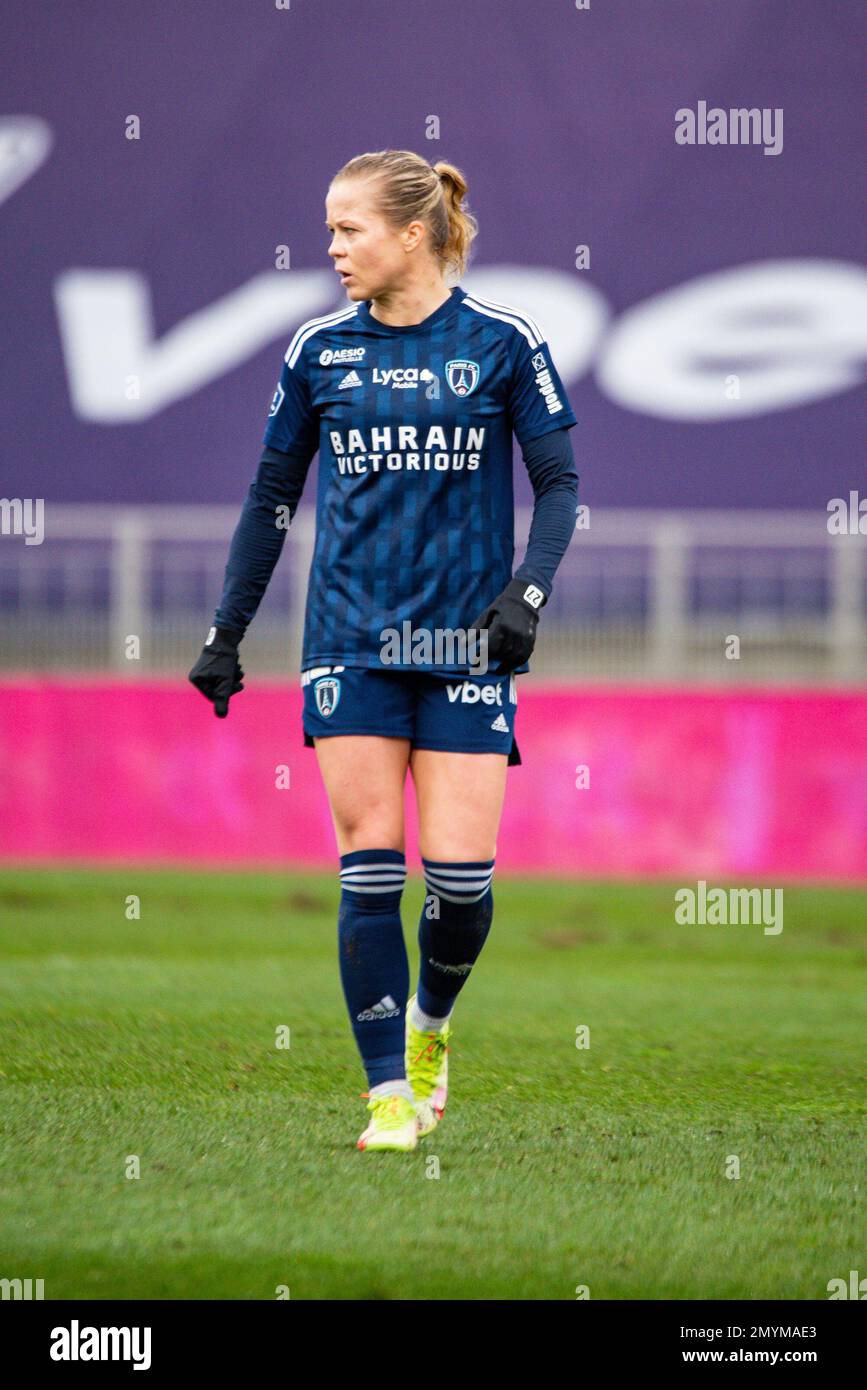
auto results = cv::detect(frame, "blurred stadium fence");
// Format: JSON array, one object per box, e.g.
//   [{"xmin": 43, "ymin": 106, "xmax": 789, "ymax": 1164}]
[{"xmin": 1, "ymin": 506, "xmax": 865, "ymax": 683}]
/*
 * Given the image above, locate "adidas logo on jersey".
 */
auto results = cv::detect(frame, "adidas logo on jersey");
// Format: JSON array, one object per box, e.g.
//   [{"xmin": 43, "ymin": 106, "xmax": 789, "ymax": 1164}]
[
  {"xmin": 490, "ymin": 713, "xmax": 510, "ymax": 733},
  {"xmin": 357, "ymin": 995, "xmax": 401, "ymax": 1022},
  {"xmin": 338, "ymin": 370, "xmax": 363, "ymax": 390}
]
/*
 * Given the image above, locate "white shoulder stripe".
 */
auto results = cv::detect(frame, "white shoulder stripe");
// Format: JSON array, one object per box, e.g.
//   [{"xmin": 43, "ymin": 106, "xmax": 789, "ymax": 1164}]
[
  {"xmin": 285, "ymin": 304, "xmax": 359, "ymax": 369},
  {"xmin": 461, "ymin": 294, "xmax": 543, "ymax": 349},
  {"xmin": 468, "ymin": 292, "xmax": 544, "ymax": 343}
]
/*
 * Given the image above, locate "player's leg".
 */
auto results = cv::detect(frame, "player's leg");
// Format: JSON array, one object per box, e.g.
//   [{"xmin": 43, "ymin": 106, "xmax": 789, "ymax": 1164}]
[
  {"xmin": 313, "ymin": 731, "xmax": 417, "ymax": 1150},
  {"xmin": 411, "ymin": 745, "xmax": 506, "ymax": 1016},
  {"xmin": 413, "ymin": 748, "xmax": 507, "ymax": 860},
  {"xmin": 314, "ymin": 732, "xmax": 409, "ymax": 856},
  {"xmin": 402, "ymin": 670, "xmax": 516, "ymax": 1133},
  {"xmin": 406, "ymin": 746, "xmax": 508, "ymax": 1133}
]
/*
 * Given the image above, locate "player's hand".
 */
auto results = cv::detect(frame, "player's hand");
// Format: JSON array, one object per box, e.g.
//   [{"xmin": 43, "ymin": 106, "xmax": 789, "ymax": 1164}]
[
  {"xmin": 469, "ymin": 578, "xmax": 546, "ymax": 673},
  {"xmin": 188, "ymin": 626, "xmax": 245, "ymax": 717}
]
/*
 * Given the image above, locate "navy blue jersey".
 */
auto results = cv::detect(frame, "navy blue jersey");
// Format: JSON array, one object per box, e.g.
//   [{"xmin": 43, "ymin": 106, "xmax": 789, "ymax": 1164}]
[{"xmin": 263, "ymin": 286, "xmax": 577, "ymax": 671}]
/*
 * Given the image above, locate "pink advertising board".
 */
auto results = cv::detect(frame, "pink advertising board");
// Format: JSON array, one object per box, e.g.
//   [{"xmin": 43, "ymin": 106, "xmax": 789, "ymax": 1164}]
[{"xmin": 1, "ymin": 681, "xmax": 865, "ymax": 880}]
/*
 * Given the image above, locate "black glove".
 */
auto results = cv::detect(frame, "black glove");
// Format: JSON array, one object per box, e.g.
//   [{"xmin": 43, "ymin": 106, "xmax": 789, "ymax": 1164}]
[
  {"xmin": 469, "ymin": 578, "xmax": 547, "ymax": 673},
  {"xmin": 188, "ymin": 626, "xmax": 245, "ymax": 717}
]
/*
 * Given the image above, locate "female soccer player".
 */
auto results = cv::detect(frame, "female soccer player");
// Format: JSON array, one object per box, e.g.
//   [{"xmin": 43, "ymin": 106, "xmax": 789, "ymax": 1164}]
[{"xmin": 190, "ymin": 150, "xmax": 578, "ymax": 1152}]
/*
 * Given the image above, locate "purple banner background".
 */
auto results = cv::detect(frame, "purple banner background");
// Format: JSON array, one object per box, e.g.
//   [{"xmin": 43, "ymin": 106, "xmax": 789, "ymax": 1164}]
[{"xmin": 2, "ymin": 0, "xmax": 863, "ymax": 509}]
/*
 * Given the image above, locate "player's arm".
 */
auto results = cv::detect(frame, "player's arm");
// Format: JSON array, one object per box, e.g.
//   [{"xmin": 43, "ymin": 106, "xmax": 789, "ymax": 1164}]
[
  {"xmin": 213, "ymin": 442, "xmax": 315, "ymax": 635},
  {"xmin": 514, "ymin": 426, "xmax": 579, "ymax": 597},
  {"xmin": 189, "ymin": 347, "xmax": 318, "ymax": 716},
  {"xmin": 470, "ymin": 331, "xmax": 578, "ymax": 672},
  {"xmin": 188, "ymin": 444, "xmax": 315, "ymax": 715}
]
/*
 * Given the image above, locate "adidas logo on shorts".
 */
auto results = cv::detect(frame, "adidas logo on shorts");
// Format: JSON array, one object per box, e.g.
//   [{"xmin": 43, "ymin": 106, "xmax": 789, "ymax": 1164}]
[
  {"xmin": 357, "ymin": 994, "xmax": 401, "ymax": 1022},
  {"xmin": 490, "ymin": 713, "xmax": 509, "ymax": 733}
]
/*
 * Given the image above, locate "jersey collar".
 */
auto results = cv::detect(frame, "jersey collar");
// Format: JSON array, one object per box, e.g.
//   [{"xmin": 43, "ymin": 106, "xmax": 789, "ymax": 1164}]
[{"xmin": 355, "ymin": 285, "xmax": 465, "ymax": 334}]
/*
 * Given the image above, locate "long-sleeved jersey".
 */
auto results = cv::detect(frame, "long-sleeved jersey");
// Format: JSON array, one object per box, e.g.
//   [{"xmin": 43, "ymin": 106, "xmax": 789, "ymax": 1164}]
[{"xmin": 218, "ymin": 285, "xmax": 578, "ymax": 671}]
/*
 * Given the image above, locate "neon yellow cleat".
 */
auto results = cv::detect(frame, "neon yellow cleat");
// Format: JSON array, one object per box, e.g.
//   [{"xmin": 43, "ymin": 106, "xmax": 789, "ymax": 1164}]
[
  {"xmin": 357, "ymin": 1091, "xmax": 418, "ymax": 1152},
  {"xmin": 405, "ymin": 995, "xmax": 451, "ymax": 1137}
]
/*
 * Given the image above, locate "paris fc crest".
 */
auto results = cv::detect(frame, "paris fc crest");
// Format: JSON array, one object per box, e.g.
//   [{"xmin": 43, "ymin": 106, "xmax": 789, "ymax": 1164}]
[
  {"xmin": 314, "ymin": 677, "xmax": 341, "ymax": 718},
  {"xmin": 446, "ymin": 359, "xmax": 480, "ymax": 397}
]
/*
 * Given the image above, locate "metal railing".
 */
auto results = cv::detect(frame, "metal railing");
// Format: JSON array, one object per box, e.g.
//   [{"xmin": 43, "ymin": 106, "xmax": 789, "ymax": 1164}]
[{"xmin": 0, "ymin": 505, "xmax": 864, "ymax": 682}]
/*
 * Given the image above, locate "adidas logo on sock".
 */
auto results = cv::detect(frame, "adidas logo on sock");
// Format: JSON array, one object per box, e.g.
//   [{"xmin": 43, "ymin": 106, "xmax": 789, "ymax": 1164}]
[
  {"xmin": 357, "ymin": 994, "xmax": 401, "ymax": 1022},
  {"xmin": 490, "ymin": 713, "xmax": 509, "ymax": 732},
  {"xmin": 338, "ymin": 370, "xmax": 363, "ymax": 390}
]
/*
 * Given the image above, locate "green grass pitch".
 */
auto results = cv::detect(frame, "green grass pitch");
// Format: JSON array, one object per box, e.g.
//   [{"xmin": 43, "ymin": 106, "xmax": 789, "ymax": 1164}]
[{"xmin": 0, "ymin": 869, "xmax": 864, "ymax": 1300}]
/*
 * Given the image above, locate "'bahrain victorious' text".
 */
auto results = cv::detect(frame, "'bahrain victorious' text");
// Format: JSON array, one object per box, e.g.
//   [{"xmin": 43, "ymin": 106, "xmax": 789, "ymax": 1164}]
[{"xmin": 264, "ymin": 285, "xmax": 577, "ymax": 673}]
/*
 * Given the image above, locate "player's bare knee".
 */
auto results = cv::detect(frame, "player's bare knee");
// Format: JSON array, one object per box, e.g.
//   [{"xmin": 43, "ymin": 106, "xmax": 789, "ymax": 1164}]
[
  {"xmin": 335, "ymin": 811, "xmax": 403, "ymax": 854},
  {"xmin": 422, "ymin": 840, "xmax": 497, "ymax": 863}
]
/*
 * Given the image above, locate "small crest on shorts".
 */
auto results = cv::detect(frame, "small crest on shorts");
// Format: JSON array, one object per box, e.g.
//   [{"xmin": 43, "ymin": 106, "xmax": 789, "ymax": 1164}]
[
  {"xmin": 446, "ymin": 359, "xmax": 480, "ymax": 397},
  {"xmin": 314, "ymin": 676, "xmax": 341, "ymax": 718}
]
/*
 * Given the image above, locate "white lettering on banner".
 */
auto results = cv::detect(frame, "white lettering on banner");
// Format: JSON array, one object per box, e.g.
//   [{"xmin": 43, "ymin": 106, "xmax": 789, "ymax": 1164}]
[
  {"xmin": 596, "ymin": 260, "xmax": 867, "ymax": 420},
  {"xmin": 0, "ymin": 116, "xmax": 54, "ymax": 209},
  {"xmin": 54, "ymin": 268, "xmax": 337, "ymax": 422},
  {"xmin": 54, "ymin": 262, "xmax": 867, "ymax": 424}
]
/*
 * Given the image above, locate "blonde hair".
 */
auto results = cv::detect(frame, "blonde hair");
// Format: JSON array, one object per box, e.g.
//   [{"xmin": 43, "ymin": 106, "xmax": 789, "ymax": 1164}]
[{"xmin": 330, "ymin": 149, "xmax": 478, "ymax": 283}]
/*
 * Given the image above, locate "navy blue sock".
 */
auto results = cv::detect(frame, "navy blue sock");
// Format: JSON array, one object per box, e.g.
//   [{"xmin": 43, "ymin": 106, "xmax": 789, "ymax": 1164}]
[
  {"xmin": 417, "ymin": 858, "xmax": 495, "ymax": 1019},
  {"xmin": 338, "ymin": 849, "xmax": 409, "ymax": 1087}
]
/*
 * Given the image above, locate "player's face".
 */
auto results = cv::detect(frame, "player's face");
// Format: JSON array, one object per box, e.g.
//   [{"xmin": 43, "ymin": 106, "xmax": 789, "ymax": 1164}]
[{"xmin": 325, "ymin": 181, "xmax": 416, "ymax": 301}]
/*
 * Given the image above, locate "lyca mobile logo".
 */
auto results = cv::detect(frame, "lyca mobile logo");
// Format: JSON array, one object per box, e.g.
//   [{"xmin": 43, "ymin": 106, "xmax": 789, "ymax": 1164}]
[
  {"xmin": 320, "ymin": 347, "xmax": 366, "ymax": 365},
  {"xmin": 372, "ymin": 367, "xmax": 435, "ymax": 389},
  {"xmin": 446, "ymin": 359, "xmax": 480, "ymax": 397}
]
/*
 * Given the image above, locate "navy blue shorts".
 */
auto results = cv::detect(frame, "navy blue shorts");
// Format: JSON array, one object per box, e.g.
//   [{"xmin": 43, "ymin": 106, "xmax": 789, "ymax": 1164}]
[{"xmin": 301, "ymin": 667, "xmax": 521, "ymax": 765}]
